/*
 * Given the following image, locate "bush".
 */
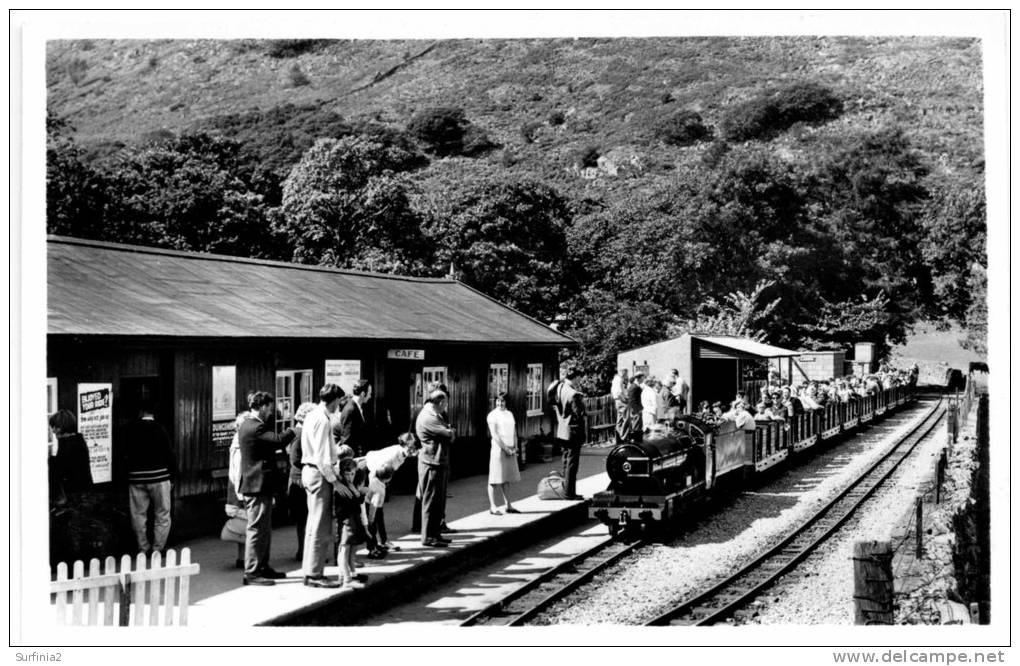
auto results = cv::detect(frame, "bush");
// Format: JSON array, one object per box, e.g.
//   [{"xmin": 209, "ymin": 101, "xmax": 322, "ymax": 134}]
[
  {"xmin": 520, "ymin": 120, "xmax": 542, "ymax": 143},
  {"xmin": 721, "ymin": 82, "xmax": 843, "ymax": 142},
  {"xmin": 407, "ymin": 106, "xmax": 469, "ymax": 156},
  {"xmin": 266, "ymin": 39, "xmax": 331, "ymax": 58},
  {"xmin": 701, "ymin": 140, "xmax": 731, "ymax": 168},
  {"xmin": 286, "ymin": 63, "xmax": 311, "ymax": 87},
  {"xmin": 548, "ymin": 110, "xmax": 566, "ymax": 126},
  {"xmin": 461, "ymin": 125, "xmax": 499, "ymax": 156},
  {"xmin": 66, "ymin": 57, "xmax": 88, "ymax": 86},
  {"xmin": 573, "ymin": 145, "xmax": 600, "ymax": 169},
  {"xmin": 655, "ymin": 109, "xmax": 712, "ymax": 146}
]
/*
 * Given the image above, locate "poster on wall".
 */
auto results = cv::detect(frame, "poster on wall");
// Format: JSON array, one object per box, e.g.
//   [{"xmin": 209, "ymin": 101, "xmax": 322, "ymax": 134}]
[
  {"xmin": 325, "ymin": 359, "xmax": 361, "ymax": 396},
  {"xmin": 77, "ymin": 383, "xmax": 113, "ymax": 484},
  {"xmin": 212, "ymin": 365, "xmax": 236, "ymax": 447},
  {"xmin": 47, "ymin": 378, "xmax": 58, "ymax": 449}
]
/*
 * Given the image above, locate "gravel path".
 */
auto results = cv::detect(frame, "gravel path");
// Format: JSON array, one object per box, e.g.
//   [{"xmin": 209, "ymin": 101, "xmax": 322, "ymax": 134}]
[
  {"xmin": 537, "ymin": 401, "xmax": 936, "ymax": 625},
  {"xmin": 747, "ymin": 410, "xmax": 947, "ymax": 624}
]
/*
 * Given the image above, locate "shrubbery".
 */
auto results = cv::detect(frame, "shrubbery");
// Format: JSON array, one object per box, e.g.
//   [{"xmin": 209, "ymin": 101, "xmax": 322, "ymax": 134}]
[
  {"xmin": 265, "ymin": 39, "xmax": 332, "ymax": 58},
  {"xmin": 720, "ymin": 82, "xmax": 843, "ymax": 142},
  {"xmin": 201, "ymin": 103, "xmax": 356, "ymax": 177},
  {"xmin": 286, "ymin": 63, "xmax": 311, "ymax": 87},
  {"xmin": 407, "ymin": 106, "xmax": 469, "ymax": 155},
  {"xmin": 461, "ymin": 125, "xmax": 499, "ymax": 156},
  {"xmin": 520, "ymin": 120, "xmax": 542, "ymax": 144},
  {"xmin": 573, "ymin": 145, "xmax": 600, "ymax": 169},
  {"xmin": 655, "ymin": 109, "xmax": 712, "ymax": 146}
]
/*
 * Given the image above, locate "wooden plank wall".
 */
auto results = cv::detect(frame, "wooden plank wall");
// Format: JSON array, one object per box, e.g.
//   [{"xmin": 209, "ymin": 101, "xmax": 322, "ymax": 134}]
[{"xmin": 50, "ymin": 337, "xmax": 564, "ymax": 500}]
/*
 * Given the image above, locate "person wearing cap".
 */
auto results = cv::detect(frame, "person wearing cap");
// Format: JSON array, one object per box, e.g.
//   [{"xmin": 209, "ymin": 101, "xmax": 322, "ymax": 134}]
[
  {"xmin": 416, "ymin": 388, "xmax": 455, "ymax": 547},
  {"xmin": 549, "ymin": 369, "xmax": 587, "ymax": 500}
]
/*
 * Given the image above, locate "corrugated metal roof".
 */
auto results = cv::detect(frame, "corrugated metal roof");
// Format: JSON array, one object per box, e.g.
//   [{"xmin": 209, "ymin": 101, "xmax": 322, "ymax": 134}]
[
  {"xmin": 47, "ymin": 236, "xmax": 574, "ymax": 345},
  {"xmin": 693, "ymin": 335, "xmax": 799, "ymax": 358}
]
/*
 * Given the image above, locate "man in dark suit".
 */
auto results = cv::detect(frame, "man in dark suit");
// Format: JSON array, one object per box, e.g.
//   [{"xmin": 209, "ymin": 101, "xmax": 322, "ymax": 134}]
[
  {"xmin": 238, "ymin": 391, "xmax": 288, "ymax": 586},
  {"xmin": 626, "ymin": 372, "xmax": 645, "ymax": 443},
  {"xmin": 550, "ymin": 368, "xmax": 587, "ymax": 500},
  {"xmin": 333, "ymin": 379, "xmax": 372, "ymax": 457}
]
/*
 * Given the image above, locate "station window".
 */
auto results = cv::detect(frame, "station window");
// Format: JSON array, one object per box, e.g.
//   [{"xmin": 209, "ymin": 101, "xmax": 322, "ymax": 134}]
[
  {"xmin": 275, "ymin": 369, "xmax": 313, "ymax": 434},
  {"xmin": 488, "ymin": 363, "xmax": 509, "ymax": 410},
  {"xmin": 422, "ymin": 366, "xmax": 448, "ymax": 403},
  {"xmin": 526, "ymin": 363, "xmax": 543, "ymax": 416}
]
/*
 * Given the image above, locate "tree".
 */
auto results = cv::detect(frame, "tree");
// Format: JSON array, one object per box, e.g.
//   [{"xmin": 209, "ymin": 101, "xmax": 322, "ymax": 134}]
[
  {"xmin": 562, "ymin": 288, "xmax": 671, "ymax": 394},
  {"xmin": 669, "ymin": 280, "xmax": 781, "ymax": 341},
  {"xmin": 806, "ymin": 127, "xmax": 932, "ymax": 350},
  {"xmin": 425, "ymin": 177, "xmax": 573, "ymax": 323},
  {"xmin": 278, "ymin": 135, "xmax": 433, "ymax": 273},
  {"xmin": 959, "ymin": 263, "xmax": 987, "ymax": 355},
  {"xmin": 101, "ymin": 133, "xmax": 283, "ymax": 258},
  {"xmin": 919, "ymin": 175, "xmax": 987, "ymax": 321},
  {"xmin": 46, "ymin": 112, "xmax": 109, "ymax": 238}
]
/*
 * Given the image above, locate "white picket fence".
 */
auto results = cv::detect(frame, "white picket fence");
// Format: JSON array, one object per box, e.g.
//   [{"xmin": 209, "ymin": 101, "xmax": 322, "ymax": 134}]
[{"xmin": 50, "ymin": 548, "xmax": 200, "ymax": 626}]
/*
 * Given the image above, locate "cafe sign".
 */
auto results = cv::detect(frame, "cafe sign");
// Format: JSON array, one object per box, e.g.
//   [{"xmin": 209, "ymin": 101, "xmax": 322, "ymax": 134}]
[{"xmin": 387, "ymin": 349, "xmax": 425, "ymax": 361}]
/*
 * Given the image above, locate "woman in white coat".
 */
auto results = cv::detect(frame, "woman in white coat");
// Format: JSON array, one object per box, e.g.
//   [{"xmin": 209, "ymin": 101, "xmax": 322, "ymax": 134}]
[{"xmin": 486, "ymin": 393, "xmax": 521, "ymax": 515}]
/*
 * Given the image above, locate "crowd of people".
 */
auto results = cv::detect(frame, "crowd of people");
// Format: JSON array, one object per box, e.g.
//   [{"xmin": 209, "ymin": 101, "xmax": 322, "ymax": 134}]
[
  {"xmin": 608, "ymin": 364, "xmax": 918, "ymax": 441},
  {"xmin": 609, "ymin": 367, "xmax": 690, "ymax": 444},
  {"xmin": 694, "ymin": 364, "xmax": 919, "ymax": 429},
  {"xmin": 219, "ymin": 377, "xmax": 533, "ymax": 588}
]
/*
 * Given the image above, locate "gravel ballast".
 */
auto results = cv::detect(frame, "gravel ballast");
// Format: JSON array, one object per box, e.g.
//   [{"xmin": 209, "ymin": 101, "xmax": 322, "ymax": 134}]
[{"xmin": 538, "ymin": 402, "xmax": 937, "ymax": 625}]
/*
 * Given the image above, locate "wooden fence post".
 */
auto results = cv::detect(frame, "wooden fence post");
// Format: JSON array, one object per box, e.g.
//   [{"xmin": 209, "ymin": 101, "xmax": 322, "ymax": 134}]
[
  {"xmin": 854, "ymin": 540, "xmax": 894, "ymax": 625},
  {"xmin": 915, "ymin": 498, "xmax": 924, "ymax": 557},
  {"xmin": 936, "ymin": 448, "xmax": 947, "ymax": 503}
]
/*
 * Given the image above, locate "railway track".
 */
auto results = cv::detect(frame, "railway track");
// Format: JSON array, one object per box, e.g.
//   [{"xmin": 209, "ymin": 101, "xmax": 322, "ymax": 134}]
[
  {"xmin": 460, "ymin": 534, "xmax": 646, "ymax": 626},
  {"xmin": 645, "ymin": 395, "xmax": 946, "ymax": 627}
]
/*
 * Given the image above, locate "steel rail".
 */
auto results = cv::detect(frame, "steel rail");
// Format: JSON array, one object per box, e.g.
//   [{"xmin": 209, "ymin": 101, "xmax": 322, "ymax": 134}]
[
  {"xmin": 645, "ymin": 394, "xmax": 944, "ymax": 626},
  {"xmin": 460, "ymin": 534, "xmax": 646, "ymax": 626}
]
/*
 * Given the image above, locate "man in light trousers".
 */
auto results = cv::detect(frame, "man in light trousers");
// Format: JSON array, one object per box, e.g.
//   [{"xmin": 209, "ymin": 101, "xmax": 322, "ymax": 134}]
[{"xmin": 300, "ymin": 383, "xmax": 345, "ymax": 588}]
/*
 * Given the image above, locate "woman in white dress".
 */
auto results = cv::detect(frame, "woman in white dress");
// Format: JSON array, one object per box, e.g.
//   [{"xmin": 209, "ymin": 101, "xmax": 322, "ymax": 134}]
[{"xmin": 486, "ymin": 393, "xmax": 521, "ymax": 515}]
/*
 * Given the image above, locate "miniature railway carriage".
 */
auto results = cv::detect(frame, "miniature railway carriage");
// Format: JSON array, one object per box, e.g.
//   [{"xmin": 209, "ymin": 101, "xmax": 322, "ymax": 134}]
[{"xmin": 591, "ymin": 385, "xmax": 916, "ymax": 536}]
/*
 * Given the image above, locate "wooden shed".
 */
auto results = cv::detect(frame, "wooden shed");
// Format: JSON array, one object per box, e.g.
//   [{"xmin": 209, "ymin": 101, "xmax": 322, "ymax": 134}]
[
  {"xmin": 617, "ymin": 334, "xmax": 800, "ymax": 409},
  {"xmin": 47, "ymin": 236, "xmax": 574, "ymax": 537}
]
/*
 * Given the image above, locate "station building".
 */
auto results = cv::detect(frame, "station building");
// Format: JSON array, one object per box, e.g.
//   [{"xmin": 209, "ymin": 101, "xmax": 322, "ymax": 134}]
[{"xmin": 47, "ymin": 236, "xmax": 574, "ymax": 537}]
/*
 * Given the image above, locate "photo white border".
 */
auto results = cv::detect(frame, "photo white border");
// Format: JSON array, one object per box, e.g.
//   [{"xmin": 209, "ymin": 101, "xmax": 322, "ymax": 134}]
[{"xmin": 10, "ymin": 8, "xmax": 1011, "ymax": 659}]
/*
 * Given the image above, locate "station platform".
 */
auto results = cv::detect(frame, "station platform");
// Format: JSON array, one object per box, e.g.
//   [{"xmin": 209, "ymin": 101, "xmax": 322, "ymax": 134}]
[{"xmin": 186, "ymin": 447, "xmax": 610, "ymax": 627}]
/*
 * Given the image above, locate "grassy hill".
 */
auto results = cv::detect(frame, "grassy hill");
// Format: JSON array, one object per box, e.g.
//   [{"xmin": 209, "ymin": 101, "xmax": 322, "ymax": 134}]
[{"xmin": 46, "ymin": 36, "xmax": 984, "ymax": 198}]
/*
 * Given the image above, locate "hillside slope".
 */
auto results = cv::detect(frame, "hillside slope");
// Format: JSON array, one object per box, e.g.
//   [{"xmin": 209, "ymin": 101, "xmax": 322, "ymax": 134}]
[{"xmin": 46, "ymin": 36, "xmax": 984, "ymax": 194}]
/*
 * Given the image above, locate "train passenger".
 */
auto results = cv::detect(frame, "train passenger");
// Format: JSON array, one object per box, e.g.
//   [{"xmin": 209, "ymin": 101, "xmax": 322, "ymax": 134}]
[
  {"xmin": 754, "ymin": 401, "xmax": 776, "ymax": 422},
  {"xmin": 798, "ymin": 386, "xmax": 821, "ymax": 411},
  {"xmin": 732, "ymin": 401, "xmax": 757, "ymax": 432},
  {"xmin": 781, "ymin": 387, "xmax": 804, "ymax": 418}
]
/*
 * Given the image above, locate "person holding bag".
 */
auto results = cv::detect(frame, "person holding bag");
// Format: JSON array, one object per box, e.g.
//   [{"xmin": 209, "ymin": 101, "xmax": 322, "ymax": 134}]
[{"xmin": 485, "ymin": 392, "xmax": 520, "ymax": 515}]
